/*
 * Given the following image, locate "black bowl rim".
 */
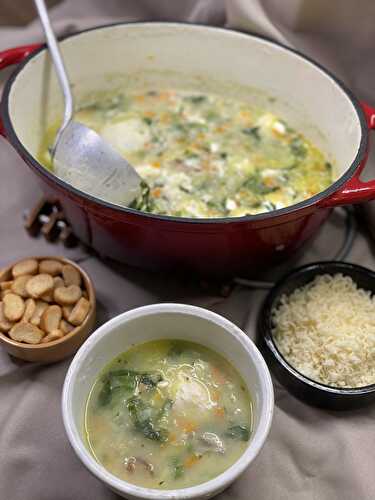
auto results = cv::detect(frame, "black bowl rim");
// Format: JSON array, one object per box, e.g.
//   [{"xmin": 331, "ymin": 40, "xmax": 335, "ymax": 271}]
[{"xmin": 260, "ymin": 260, "xmax": 375, "ymax": 396}]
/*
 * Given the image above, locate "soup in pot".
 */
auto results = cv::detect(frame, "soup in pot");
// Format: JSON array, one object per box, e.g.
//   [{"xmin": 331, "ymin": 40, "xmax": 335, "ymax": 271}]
[
  {"xmin": 41, "ymin": 89, "xmax": 333, "ymax": 217},
  {"xmin": 85, "ymin": 340, "xmax": 253, "ymax": 489}
]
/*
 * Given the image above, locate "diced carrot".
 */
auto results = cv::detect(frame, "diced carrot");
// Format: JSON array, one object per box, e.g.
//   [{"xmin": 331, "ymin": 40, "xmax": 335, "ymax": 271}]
[
  {"xmin": 184, "ymin": 422, "xmax": 198, "ymax": 433},
  {"xmin": 144, "ymin": 111, "xmax": 155, "ymax": 118},
  {"xmin": 175, "ymin": 418, "xmax": 198, "ymax": 433},
  {"xmin": 215, "ymin": 126, "xmax": 226, "ymax": 133},
  {"xmin": 152, "ymin": 161, "xmax": 161, "ymax": 168},
  {"xmin": 211, "ymin": 390, "xmax": 220, "ymax": 402},
  {"xmin": 211, "ymin": 366, "xmax": 226, "ymax": 385},
  {"xmin": 184, "ymin": 455, "xmax": 200, "ymax": 468},
  {"xmin": 214, "ymin": 407, "xmax": 225, "ymax": 418},
  {"xmin": 158, "ymin": 92, "xmax": 171, "ymax": 101},
  {"xmin": 263, "ymin": 177, "xmax": 275, "ymax": 187},
  {"xmin": 152, "ymin": 392, "xmax": 162, "ymax": 403},
  {"xmin": 152, "ymin": 187, "xmax": 162, "ymax": 198},
  {"xmin": 239, "ymin": 111, "xmax": 251, "ymax": 121},
  {"xmin": 168, "ymin": 433, "xmax": 177, "ymax": 443}
]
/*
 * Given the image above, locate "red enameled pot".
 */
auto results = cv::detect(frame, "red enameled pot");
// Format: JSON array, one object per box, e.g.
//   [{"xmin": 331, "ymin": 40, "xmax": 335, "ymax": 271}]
[{"xmin": 1, "ymin": 23, "xmax": 375, "ymax": 276}]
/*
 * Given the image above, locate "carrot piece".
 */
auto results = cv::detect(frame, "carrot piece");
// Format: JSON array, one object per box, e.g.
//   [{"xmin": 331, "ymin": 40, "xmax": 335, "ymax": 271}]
[
  {"xmin": 183, "ymin": 422, "xmax": 198, "ymax": 433},
  {"xmin": 158, "ymin": 92, "xmax": 171, "ymax": 101},
  {"xmin": 184, "ymin": 454, "xmax": 200, "ymax": 468},
  {"xmin": 215, "ymin": 126, "xmax": 226, "ymax": 133},
  {"xmin": 175, "ymin": 418, "xmax": 198, "ymax": 433},
  {"xmin": 214, "ymin": 407, "xmax": 225, "ymax": 418},
  {"xmin": 168, "ymin": 433, "xmax": 177, "ymax": 443},
  {"xmin": 211, "ymin": 366, "xmax": 226, "ymax": 385},
  {"xmin": 211, "ymin": 390, "xmax": 220, "ymax": 402},
  {"xmin": 239, "ymin": 111, "xmax": 251, "ymax": 121},
  {"xmin": 263, "ymin": 177, "xmax": 275, "ymax": 187},
  {"xmin": 152, "ymin": 187, "xmax": 162, "ymax": 198}
]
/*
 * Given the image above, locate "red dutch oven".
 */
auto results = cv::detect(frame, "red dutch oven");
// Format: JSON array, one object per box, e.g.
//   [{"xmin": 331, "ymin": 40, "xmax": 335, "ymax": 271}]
[{"xmin": 1, "ymin": 23, "xmax": 375, "ymax": 276}]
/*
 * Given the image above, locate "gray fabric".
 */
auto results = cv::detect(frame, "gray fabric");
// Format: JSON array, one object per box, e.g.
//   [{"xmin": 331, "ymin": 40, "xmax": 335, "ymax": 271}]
[{"xmin": 1, "ymin": 2, "xmax": 375, "ymax": 499}]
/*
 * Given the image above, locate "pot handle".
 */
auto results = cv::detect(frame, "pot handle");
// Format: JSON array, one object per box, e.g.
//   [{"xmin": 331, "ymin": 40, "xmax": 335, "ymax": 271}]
[
  {"xmin": 0, "ymin": 44, "xmax": 41, "ymax": 137},
  {"xmin": 319, "ymin": 101, "xmax": 375, "ymax": 208}
]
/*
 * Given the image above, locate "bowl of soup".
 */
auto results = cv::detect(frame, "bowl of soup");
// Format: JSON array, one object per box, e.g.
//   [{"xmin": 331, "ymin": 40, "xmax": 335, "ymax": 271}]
[
  {"xmin": 2, "ymin": 23, "xmax": 375, "ymax": 276},
  {"xmin": 62, "ymin": 303, "xmax": 274, "ymax": 499}
]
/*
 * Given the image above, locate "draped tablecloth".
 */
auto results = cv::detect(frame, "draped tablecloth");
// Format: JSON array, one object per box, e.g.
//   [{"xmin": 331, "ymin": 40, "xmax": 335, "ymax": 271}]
[{"xmin": 1, "ymin": 2, "xmax": 375, "ymax": 499}]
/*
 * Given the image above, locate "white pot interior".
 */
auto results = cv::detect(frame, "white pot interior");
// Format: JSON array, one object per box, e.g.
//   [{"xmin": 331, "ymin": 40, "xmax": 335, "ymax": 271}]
[
  {"xmin": 62, "ymin": 304, "xmax": 273, "ymax": 499},
  {"xmin": 8, "ymin": 23, "xmax": 362, "ymax": 181}
]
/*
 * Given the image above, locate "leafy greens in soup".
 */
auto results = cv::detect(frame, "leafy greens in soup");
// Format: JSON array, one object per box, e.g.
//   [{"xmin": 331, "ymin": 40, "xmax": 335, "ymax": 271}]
[
  {"xmin": 41, "ymin": 89, "xmax": 333, "ymax": 217},
  {"xmin": 85, "ymin": 340, "xmax": 252, "ymax": 489}
]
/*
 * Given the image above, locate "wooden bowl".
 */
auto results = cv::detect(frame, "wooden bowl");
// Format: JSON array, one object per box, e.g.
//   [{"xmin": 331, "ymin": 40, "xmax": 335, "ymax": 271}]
[{"xmin": 0, "ymin": 256, "xmax": 96, "ymax": 363}]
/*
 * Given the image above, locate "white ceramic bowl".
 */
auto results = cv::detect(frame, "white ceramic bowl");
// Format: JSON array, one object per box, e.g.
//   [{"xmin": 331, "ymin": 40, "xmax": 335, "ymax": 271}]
[{"xmin": 62, "ymin": 303, "xmax": 274, "ymax": 500}]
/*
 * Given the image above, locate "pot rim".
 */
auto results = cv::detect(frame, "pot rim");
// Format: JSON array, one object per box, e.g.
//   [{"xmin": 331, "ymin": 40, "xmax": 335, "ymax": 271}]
[{"xmin": 1, "ymin": 21, "xmax": 368, "ymax": 225}]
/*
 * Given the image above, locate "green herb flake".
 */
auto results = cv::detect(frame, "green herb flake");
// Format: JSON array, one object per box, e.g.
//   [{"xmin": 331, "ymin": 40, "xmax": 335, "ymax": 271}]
[
  {"xmin": 143, "ymin": 117, "xmax": 153, "ymax": 126},
  {"xmin": 127, "ymin": 396, "xmax": 169, "ymax": 442},
  {"xmin": 290, "ymin": 137, "xmax": 307, "ymax": 158},
  {"xmin": 187, "ymin": 95, "xmax": 207, "ymax": 104},
  {"xmin": 242, "ymin": 127, "xmax": 261, "ymax": 140},
  {"xmin": 170, "ymin": 457, "xmax": 184, "ymax": 479},
  {"xmin": 225, "ymin": 424, "xmax": 251, "ymax": 441}
]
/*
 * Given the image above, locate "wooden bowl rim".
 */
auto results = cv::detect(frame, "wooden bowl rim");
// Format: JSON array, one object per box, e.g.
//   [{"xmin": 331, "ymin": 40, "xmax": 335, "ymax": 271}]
[{"xmin": 0, "ymin": 256, "xmax": 96, "ymax": 350}]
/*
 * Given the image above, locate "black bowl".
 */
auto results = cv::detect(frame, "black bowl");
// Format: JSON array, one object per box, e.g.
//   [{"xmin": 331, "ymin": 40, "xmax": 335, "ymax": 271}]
[{"xmin": 257, "ymin": 261, "xmax": 375, "ymax": 410}]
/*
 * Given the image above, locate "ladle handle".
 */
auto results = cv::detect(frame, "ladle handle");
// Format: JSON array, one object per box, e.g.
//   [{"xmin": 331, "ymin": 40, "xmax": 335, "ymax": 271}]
[{"xmin": 33, "ymin": 0, "xmax": 74, "ymax": 142}]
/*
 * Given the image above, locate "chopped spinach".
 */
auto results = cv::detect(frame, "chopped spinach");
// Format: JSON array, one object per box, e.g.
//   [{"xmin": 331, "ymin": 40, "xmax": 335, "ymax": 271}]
[
  {"xmin": 97, "ymin": 378, "xmax": 112, "ymax": 407},
  {"xmin": 109, "ymin": 369, "xmax": 162, "ymax": 388},
  {"xmin": 186, "ymin": 441, "xmax": 195, "ymax": 454},
  {"xmin": 262, "ymin": 200, "xmax": 277, "ymax": 211},
  {"xmin": 207, "ymin": 198, "xmax": 227, "ymax": 212},
  {"xmin": 206, "ymin": 110, "xmax": 219, "ymax": 121},
  {"xmin": 167, "ymin": 342, "xmax": 185, "ymax": 358},
  {"xmin": 127, "ymin": 396, "xmax": 169, "ymax": 442},
  {"xmin": 129, "ymin": 180, "xmax": 154, "ymax": 213},
  {"xmin": 242, "ymin": 127, "xmax": 261, "ymax": 141},
  {"xmin": 290, "ymin": 137, "xmax": 307, "ymax": 158},
  {"xmin": 97, "ymin": 368, "xmax": 162, "ymax": 407},
  {"xmin": 140, "ymin": 372, "xmax": 163, "ymax": 387},
  {"xmin": 109, "ymin": 371, "xmax": 138, "ymax": 392},
  {"xmin": 170, "ymin": 457, "xmax": 184, "ymax": 479},
  {"xmin": 186, "ymin": 95, "xmax": 207, "ymax": 104},
  {"xmin": 243, "ymin": 173, "xmax": 279, "ymax": 195},
  {"xmin": 184, "ymin": 150, "xmax": 199, "ymax": 159},
  {"xmin": 225, "ymin": 424, "xmax": 251, "ymax": 441},
  {"xmin": 143, "ymin": 117, "xmax": 153, "ymax": 126}
]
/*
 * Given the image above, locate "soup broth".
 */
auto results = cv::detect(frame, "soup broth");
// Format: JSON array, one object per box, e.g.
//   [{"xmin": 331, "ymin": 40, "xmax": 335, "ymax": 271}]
[
  {"xmin": 41, "ymin": 89, "xmax": 333, "ymax": 218},
  {"xmin": 85, "ymin": 340, "xmax": 252, "ymax": 489}
]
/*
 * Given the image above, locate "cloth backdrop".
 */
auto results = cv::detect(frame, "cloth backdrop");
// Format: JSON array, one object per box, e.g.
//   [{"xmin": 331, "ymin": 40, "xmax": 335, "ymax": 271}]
[{"xmin": 1, "ymin": 1, "xmax": 375, "ymax": 499}]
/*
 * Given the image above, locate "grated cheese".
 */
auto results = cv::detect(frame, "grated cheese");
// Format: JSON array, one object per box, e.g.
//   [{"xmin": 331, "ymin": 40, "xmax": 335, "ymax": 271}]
[{"xmin": 272, "ymin": 273, "xmax": 375, "ymax": 388}]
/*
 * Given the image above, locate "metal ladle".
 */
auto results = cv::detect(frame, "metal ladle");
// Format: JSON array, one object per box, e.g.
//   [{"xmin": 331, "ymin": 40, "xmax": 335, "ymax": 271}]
[{"xmin": 34, "ymin": 0, "xmax": 144, "ymax": 207}]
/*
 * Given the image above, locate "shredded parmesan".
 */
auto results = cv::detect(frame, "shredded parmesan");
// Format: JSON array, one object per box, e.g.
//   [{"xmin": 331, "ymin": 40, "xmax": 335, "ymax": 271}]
[{"xmin": 272, "ymin": 273, "xmax": 375, "ymax": 388}]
